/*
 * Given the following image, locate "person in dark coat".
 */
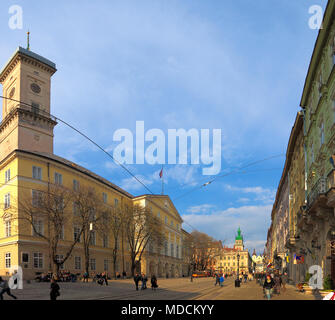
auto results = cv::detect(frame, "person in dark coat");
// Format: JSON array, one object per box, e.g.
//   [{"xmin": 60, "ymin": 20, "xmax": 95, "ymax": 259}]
[
  {"xmin": 134, "ymin": 273, "xmax": 140, "ymax": 291},
  {"xmin": 151, "ymin": 275, "xmax": 158, "ymax": 290},
  {"xmin": 141, "ymin": 273, "xmax": 148, "ymax": 290},
  {"xmin": 263, "ymin": 274, "xmax": 275, "ymax": 300},
  {"xmin": 50, "ymin": 278, "xmax": 60, "ymax": 300},
  {"xmin": 0, "ymin": 277, "xmax": 17, "ymax": 300}
]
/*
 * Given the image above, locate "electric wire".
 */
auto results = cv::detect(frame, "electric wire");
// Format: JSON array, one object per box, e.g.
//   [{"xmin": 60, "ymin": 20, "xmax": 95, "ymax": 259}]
[{"xmin": 0, "ymin": 96, "xmax": 154, "ymax": 194}]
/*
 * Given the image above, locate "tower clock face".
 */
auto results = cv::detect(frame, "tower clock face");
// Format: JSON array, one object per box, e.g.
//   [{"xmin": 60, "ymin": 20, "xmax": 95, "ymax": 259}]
[{"xmin": 30, "ymin": 83, "xmax": 41, "ymax": 94}]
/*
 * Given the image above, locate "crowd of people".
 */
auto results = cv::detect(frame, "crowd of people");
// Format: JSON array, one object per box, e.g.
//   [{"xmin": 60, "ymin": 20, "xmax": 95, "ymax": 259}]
[
  {"xmin": 255, "ymin": 270, "xmax": 288, "ymax": 300},
  {"xmin": 133, "ymin": 273, "xmax": 158, "ymax": 291}
]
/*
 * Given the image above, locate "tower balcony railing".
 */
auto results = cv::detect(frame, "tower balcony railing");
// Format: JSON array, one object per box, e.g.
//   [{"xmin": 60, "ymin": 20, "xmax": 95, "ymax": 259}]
[{"xmin": 307, "ymin": 178, "xmax": 327, "ymax": 208}]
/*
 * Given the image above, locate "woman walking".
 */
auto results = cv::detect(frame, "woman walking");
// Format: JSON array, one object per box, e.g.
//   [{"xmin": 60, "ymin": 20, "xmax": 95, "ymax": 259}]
[
  {"xmin": 50, "ymin": 278, "xmax": 60, "ymax": 300},
  {"xmin": 263, "ymin": 274, "xmax": 275, "ymax": 300},
  {"xmin": 151, "ymin": 275, "xmax": 158, "ymax": 290}
]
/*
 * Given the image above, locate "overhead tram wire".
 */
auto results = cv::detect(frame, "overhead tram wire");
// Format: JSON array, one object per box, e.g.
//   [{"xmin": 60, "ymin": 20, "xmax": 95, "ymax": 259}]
[
  {"xmin": 0, "ymin": 96, "xmax": 154, "ymax": 194},
  {"xmin": 173, "ymin": 153, "xmax": 286, "ymax": 201}
]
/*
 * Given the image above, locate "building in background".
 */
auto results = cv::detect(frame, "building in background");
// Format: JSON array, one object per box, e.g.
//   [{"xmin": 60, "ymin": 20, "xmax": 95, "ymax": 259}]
[
  {"xmin": 0, "ymin": 46, "xmax": 185, "ymax": 279},
  {"xmin": 266, "ymin": 1, "xmax": 335, "ymax": 287},
  {"xmin": 215, "ymin": 228, "xmax": 251, "ymax": 275}
]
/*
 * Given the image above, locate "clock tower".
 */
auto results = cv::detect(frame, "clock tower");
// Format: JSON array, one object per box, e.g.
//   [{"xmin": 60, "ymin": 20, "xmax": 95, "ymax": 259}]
[
  {"xmin": 0, "ymin": 46, "xmax": 57, "ymax": 160},
  {"xmin": 234, "ymin": 227, "xmax": 244, "ymax": 251}
]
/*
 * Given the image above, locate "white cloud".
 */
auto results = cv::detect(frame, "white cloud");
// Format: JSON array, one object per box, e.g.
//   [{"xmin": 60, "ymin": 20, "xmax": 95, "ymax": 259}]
[
  {"xmin": 187, "ymin": 204, "xmax": 215, "ymax": 214},
  {"xmin": 182, "ymin": 204, "xmax": 271, "ymax": 253}
]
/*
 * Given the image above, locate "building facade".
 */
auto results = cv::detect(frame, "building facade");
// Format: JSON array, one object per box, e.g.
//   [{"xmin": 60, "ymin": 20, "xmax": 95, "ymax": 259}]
[
  {"xmin": 215, "ymin": 228, "xmax": 252, "ymax": 275},
  {"xmin": 267, "ymin": 1, "xmax": 335, "ymax": 287},
  {"xmin": 0, "ymin": 46, "xmax": 186, "ymax": 279}
]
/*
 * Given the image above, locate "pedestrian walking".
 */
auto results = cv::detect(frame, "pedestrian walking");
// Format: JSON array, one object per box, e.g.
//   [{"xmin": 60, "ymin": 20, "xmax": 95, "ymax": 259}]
[
  {"xmin": 134, "ymin": 273, "xmax": 140, "ymax": 291},
  {"xmin": 263, "ymin": 274, "xmax": 275, "ymax": 300},
  {"xmin": 0, "ymin": 276, "xmax": 17, "ymax": 300},
  {"xmin": 215, "ymin": 274, "xmax": 220, "ymax": 286},
  {"xmin": 50, "ymin": 278, "xmax": 60, "ymax": 300},
  {"xmin": 274, "ymin": 272, "xmax": 282, "ymax": 295},
  {"xmin": 190, "ymin": 274, "xmax": 193, "ymax": 282},
  {"xmin": 83, "ymin": 271, "xmax": 89, "ymax": 283},
  {"xmin": 141, "ymin": 273, "xmax": 148, "ymax": 290},
  {"xmin": 281, "ymin": 272, "xmax": 288, "ymax": 293},
  {"xmin": 102, "ymin": 272, "xmax": 108, "ymax": 286},
  {"xmin": 151, "ymin": 275, "xmax": 158, "ymax": 290},
  {"xmin": 219, "ymin": 275, "xmax": 225, "ymax": 287},
  {"xmin": 244, "ymin": 273, "xmax": 248, "ymax": 283}
]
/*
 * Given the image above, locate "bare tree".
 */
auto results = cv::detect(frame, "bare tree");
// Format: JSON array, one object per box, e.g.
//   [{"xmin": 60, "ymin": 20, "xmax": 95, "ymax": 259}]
[
  {"xmin": 72, "ymin": 186, "xmax": 103, "ymax": 277},
  {"xmin": 8, "ymin": 184, "xmax": 82, "ymax": 277},
  {"xmin": 96, "ymin": 204, "xmax": 124, "ymax": 279},
  {"xmin": 189, "ymin": 231, "xmax": 221, "ymax": 271},
  {"xmin": 123, "ymin": 204, "xmax": 164, "ymax": 276}
]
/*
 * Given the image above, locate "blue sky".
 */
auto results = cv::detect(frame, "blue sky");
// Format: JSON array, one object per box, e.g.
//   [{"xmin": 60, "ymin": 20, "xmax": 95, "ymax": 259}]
[{"xmin": 0, "ymin": 0, "xmax": 328, "ymax": 254}]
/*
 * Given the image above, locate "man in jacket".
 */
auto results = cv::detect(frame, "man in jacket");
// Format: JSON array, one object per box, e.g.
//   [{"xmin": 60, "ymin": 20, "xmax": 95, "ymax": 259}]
[
  {"xmin": 134, "ymin": 273, "xmax": 140, "ymax": 291},
  {"xmin": 0, "ymin": 277, "xmax": 17, "ymax": 300},
  {"xmin": 263, "ymin": 274, "xmax": 275, "ymax": 300}
]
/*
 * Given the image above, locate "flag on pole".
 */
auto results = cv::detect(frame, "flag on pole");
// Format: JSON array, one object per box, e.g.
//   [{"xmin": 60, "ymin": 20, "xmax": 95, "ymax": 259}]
[{"xmin": 159, "ymin": 168, "xmax": 163, "ymax": 178}]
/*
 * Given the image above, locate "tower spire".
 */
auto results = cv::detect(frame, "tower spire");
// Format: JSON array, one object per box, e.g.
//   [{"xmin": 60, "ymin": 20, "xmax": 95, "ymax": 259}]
[{"xmin": 27, "ymin": 30, "xmax": 30, "ymax": 51}]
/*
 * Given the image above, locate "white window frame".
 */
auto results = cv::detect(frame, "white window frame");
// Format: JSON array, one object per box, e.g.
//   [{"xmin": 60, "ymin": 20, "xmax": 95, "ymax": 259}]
[
  {"xmin": 73, "ymin": 179, "xmax": 79, "ymax": 191},
  {"xmin": 5, "ymin": 253, "xmax": 11, "ymax": 268},
  {"xmin": 5, "ymin": 220, "xmax": 11, "ymax": 237},
  {"xmin": 90, "ymin": 258, "xmax": 96, "ymax": 271},
  {"xmin": 32, "ymin": 219, "xmax": 44, "ymax": 236},
  {"xmin": 103, "ymin": 235, "xmax": 109, "ymax": 248},
  {"xmin": 33, "ymin": 252, "xmax": 43, "ymax": 269},
  {"xmin": 75, "ymin": 256, "xmax": 81, "ymax": 270},
  {"xmin": 4, "ymin": 193, "xmax": 10, "ymax": 209},
  {"xmin": 54, "ymin": 172, "xmax": 63, "ymax": 185},
  {"xmin": 89, "ymin": 231, "xmax": 96, "ymax": 246},
  {"xmin": 5, "ymin": 169, "xmax": 10, "ymax": 183},
  {"xmin": 32, "ymin": 190, "xmax": 42, "ymax": 207},
  {"xmin": 104, "ymin": 259, "xmax": 109, "ymax": 271},
  {"xmin": 74, "ymin": 226, "xmax": 81, "ymax": 242},
  {"xmin": 102, "ymin": 192, "xmax": 107, "ymax": 204},
  {"xmin": 32, "ymin": 166, "xmax": 42, "ymax": 180}
]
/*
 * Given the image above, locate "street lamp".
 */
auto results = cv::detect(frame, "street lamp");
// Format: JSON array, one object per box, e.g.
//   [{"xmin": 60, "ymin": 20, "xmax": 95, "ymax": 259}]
[{"xmin": 237, "ymin": 252, "xmax": 240, "ymax": 281}]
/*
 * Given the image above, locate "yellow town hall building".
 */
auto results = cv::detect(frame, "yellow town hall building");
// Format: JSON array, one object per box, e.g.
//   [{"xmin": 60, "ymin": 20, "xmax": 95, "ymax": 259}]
[{"xmin": 0, "ymin": 46, "xmax": 184, "ymax": 280}]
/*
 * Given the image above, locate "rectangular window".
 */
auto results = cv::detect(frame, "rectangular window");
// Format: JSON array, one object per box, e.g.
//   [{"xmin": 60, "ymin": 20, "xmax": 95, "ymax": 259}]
[
  {"xmin": 320, "ymin": 122, "xmax": 325, "ymax": 146},
  {"xmin": 73, "ymin": 179, "xmax": 79, "ymax": 191},
  {"xmin": 165, "ymin": 217, "xmax": 168, "ymax": 224},
  {"xmin": 114, "ymin": 199, "xmax": 119, "ymax": 208},
  {"xmin": 176, "ymin": 245, "xmax": 179, "ymax": 259},
  {"xmin": 33, "ymin": 219, "xmax": 44, "ymax": 236},
  {"xmin": 56, "ymin": 255, "xmax": 64, "ymax": 270},
  {"xmin": 170, "ymin": 243, "xmax": 174, "ymax": 257},
  {"xmin": 5, "ymin": 253, "xmax": 11, "ymax": 268},
  {"xmin": 4, "ymin": 193, "xmax": 10, "ymax": 209},
  {"xmin": 102, "ymin": 192, "xmax": 107, "ymax": 204},
  {"xmin": 89, "ymin": 231, "xmax": 96, "ymax": 246},
  {"xmin": 73, "ymin": 202, "xmax": 80, "ymax": 216},
  {"xmin": 90, "ymin": 258, "xmax": 96, "ymax": 271},
  {"xmin": 22, "ymin": 253, "xmax": 29, "ymax": 263},
  {"xmin": 32, "ymin": 166, "xmax": 42, "ymax": 180},
  {"xmin": 157, "ymin": 212, "xmax": 160, "ymax": 218},
  {"xmin": 5, "ymin": 220, "xmax": 11, "ymax": 237},
  {"xmin": 164, "ymin": 241, "xmax": 168, "ymax": 256},
  {"xmin": 103, "ymin": 235, "xmax": 108, "ymax": 248},
  {"xmin": 32, "ymin": 190, "xmax": 42, "ymax": 207},
  {"xmin": 74, "ymin": 226, "xmax": 81, "ymax": 242},
  {"xmin": 59, "ymin": 225, "xmax": 64, "ymax": 240},
  {"xmin": 33, "ymin": 252, "xmax": 43, "ymax": 269},
  {"xmin": 54, "ymin": 172, "xmax": 63, "ymax": 185},
  {"xmin": 104, "ymin": 259, "xmax": 109, "ymax": 271},
  {"xmin": 75, "ymin": 256, "xmax": 81, "ymax": 270},
  {"xmin": 5, "ymin": 169, "xmax": 10, "ymax": 183}
]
